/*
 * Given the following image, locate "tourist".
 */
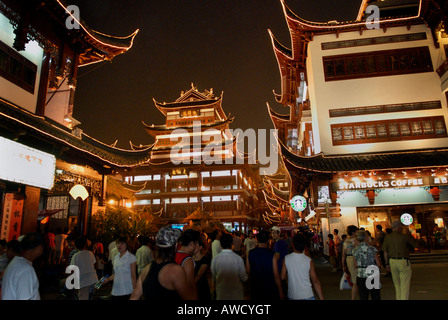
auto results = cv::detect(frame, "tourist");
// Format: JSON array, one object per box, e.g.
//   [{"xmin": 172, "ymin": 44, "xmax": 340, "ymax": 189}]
[
  {"xmin": 0, "ymin": 239, "xmax": 20, "ymax": 298},
  {"xmin": 63, "ymin": 235, "xmax": 77, "ymax": 269},
  {"xmin": 92, "ymin": 237, "xmax": 104, "ymax": 257},
  {"xmin": 211, "ymin": 229, "xmax": 222, "ymax": 259},
  {"xmin": 107, "ymin": 238, "xmax": 118, "ymax": 275},
  {"xmin": 0, "ymin": 240, "xmax": 6, "ymax": 256},
  {"xmin": 342, "ymin": 225, "xmax": 359, "ymax": 300},
  {"xmin": 353, "ymin": 230, "xmax": 381, "ymax": 300},
  {"xmin": 1, "ymin": 233, "xmax": 45, "ymax": 300},
  {"xmin": 246, "ymin": 230, "xmax": 283, "ymax": 300},
  {"xmin": 374, "ymin": 225, "xmax": 389, "ymax": 277},
  {"xmin": 382, "ymin": 220, "xmax": 418, "ymax": 300},
  {"xmin": 281, "ymin": 233, "xmax": 324, "ymax": 300},
  {"xmin": 92, "ymin": 237, "xmax": 105, "ymax": 279},
  {"xmin": 326, "ymin": 234, "xmax": 337, "ymax": 272},
  {"xmin": 0, "ymin": 240, "xmax": 20, "ymax": 277},
  {"xmin": 193, "ymin": 239, "xmax": 212, "ymax": 300},
  {"xmin": 53, "ymin": 227, "xmax": 67, "ymax": 265},
  {"xmin": 271, "ymin": 226, "xmax": 288, "ymax": 277},
  {"xmin": 311, "ymin": 230, "xmax": 320, "ymax": 257},
  {"xmin": 211, "ymin": 233, "xmax": 248, "ymax": 300},
  {"xmin": 232, "ymin": 231, "xmax": 243, "ymax": 256},
  {"xmin": 130, "ymin": 227, "xmax": 194, "ymax": 300},
  {"xmin": 0, "ymin": 240, "xmax": 9, "ymax": 282},
  {"xmin": 44, "ymin": 227, "xmax": 55, "ymax": 266},
  {"xmin": 135, "ymin": 236, "xmax": 153, "ymax": 276},
  {"xmin": 334, "ymin": 229, "xmax": 342, "ymax": 270},
  {"xmin": 70, "ymin": 236, "xmax": 98, "ymax": 300},
  {"xmin": 175, "ymin": 229, "xmax": 200, "ymax": 297},
  {"xmin": 103, "ymin": 237, "xmax": 137, "ymax": 300},
  {"xmin": 243, "ymin": 231, "xmax": 257, "ymax": 259}
]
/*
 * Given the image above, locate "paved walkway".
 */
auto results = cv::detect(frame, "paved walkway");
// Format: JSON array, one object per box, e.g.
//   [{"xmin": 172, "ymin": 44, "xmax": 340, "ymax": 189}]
[
  {"xmin": 312, "ymin": 255, "xmax": 448, "ymax": 300},
  {"xmin": 40, "ymin": 253, "xmax": 448, "ymax": 300}
]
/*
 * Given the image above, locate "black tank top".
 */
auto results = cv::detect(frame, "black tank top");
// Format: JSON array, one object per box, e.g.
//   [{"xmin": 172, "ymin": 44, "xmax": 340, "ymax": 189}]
[{"xmin": 142, "ymin": 261, "xmax": 180, "ymax": 300}]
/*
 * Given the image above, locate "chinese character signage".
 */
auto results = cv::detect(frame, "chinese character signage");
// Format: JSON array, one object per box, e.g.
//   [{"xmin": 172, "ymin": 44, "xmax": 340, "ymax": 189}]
[
  {"xmin": 1, "ymin": 193, "xmax": 24, "ymax": 241},
  {"xmin": 0, "ymin": 137, "xmax": 56, "ymax": 189}
]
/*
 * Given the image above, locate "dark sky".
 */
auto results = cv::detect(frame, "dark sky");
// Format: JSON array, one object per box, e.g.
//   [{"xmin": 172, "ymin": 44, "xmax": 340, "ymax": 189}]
[{"xmin": 71, "ymin": 0, "xmax": 360, "ymax": 149}]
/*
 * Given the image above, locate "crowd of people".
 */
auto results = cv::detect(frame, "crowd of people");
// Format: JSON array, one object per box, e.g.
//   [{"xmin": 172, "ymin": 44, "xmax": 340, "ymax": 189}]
[
  {"xmin": 0, "ymin": 219, "xmax": 418, "ymax": 301},
  {"xmin": 336, "ymin": 222, "xmax": 418, "ymax": 300}
]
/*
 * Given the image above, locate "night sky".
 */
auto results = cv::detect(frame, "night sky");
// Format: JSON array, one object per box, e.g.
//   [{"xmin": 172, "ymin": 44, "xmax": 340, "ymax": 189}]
[{"xmin": 71, "ymin": 0, "xmax": 360, "ymax": 149}]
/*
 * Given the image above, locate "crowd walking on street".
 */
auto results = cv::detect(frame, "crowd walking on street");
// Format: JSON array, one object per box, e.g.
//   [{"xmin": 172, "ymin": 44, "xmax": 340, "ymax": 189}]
[{"xmin": 0, "ymin": 219, "xmax": 421, "ymax": 301}]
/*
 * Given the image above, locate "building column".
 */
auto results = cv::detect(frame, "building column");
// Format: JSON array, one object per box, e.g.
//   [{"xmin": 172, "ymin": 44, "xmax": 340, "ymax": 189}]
[
  {"xmin": 77, "ymin": 187, "xmax": 91, "ymax": 236},
  {"xmin": 35, "ymin": 51, "xmax": 51, "ymax": 116},
  {"xmin": 77, "ymin": 197, "xmax": 89, "ymax": 236},
  {"xmin": 22, "ymin": 186, "xmax": 40, "ymax": 234},
  {"xmin": 98, "ymin": 174, "xmax": 107, "ymax": 207}
]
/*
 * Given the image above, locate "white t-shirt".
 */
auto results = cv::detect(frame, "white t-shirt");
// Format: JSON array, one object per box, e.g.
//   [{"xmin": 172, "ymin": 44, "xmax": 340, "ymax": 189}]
[
  {"xmin": 70, "ymin": 250, "xmax": 98, "ymax": 288},
  {"xmin": 284, "ymin": 252, "xmax": 314, "ymax": 300},
  {"xmin": 1, "ymin": 256, "xmax": 40, "ymax": 300},
  {"xmin": 211, "ymin": 249, "xmax": 248, "ymax": 300},
  {"xmin": 112, "ymin": 251, "xmax": 137, "ymax": 296}
]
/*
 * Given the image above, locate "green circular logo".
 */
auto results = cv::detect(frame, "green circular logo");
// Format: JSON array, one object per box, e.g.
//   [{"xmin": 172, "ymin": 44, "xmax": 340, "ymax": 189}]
[
  {"xmin": 290, "ymin": 195, "xmax": 307, "ymax": 212},
  {"xmin": 400, "ymin": 213, "xmax": 413, "ymax": 226}
]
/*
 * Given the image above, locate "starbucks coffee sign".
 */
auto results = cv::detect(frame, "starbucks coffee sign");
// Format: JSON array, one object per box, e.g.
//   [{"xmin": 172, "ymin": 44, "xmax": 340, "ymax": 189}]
[{"xmin": 333, "ymin": 176, "xmax": 448, "ymax": 191}]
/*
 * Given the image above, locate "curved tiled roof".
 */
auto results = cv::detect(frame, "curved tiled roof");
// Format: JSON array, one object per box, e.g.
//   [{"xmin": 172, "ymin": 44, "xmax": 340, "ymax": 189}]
[
  {"xmin": 0, "ymin": 98, "xmax": 152, "ymax": 168},
  {"xmin": 279, "ymin": 138, "xmax": 448, "ymax": 173}
]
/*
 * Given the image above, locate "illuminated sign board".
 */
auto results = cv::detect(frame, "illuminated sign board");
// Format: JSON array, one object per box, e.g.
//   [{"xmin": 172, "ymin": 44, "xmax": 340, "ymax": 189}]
[
  {"xmin": 0, "ymin": 137, "xmax": 56, "ymax": 189},
  {"xmin": 69, "ymin": 185, "xmax": 89, "ymax": 201},
  {"xmin": 290, "ymin": 195, "xmax": 307, "ymax": 212},
  {"xmin": 400, "ymin": 213, "xmax": 413, "ymax": 226},
  {"xmin": 333, "ymin": 176, "xmax": 448, "ymax": 191}
]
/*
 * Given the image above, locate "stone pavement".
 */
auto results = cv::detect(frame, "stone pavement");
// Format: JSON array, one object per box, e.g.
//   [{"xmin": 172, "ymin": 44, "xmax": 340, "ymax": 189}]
[
  {"xmin": 312, "ymin": 255, "xmax": 448, "ymax": 300},
  {"xmin": 40, "ymin": 254, "xmax": 448, "ymax": 300}
]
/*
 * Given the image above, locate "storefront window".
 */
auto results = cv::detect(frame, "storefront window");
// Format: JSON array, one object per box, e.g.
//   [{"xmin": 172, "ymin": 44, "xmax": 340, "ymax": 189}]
[{"xmin": 357, "ymin": 208, "xmax": 389, "ymax": 237}]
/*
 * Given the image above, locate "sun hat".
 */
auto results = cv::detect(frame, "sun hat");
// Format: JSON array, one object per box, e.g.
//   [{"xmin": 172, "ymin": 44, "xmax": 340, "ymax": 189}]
[
  {"xmin": 156, "ymin": 227, "xmax": 179, "ymax": 248},
  {"xmin": 271, "ymin": 226, "xmax": 281, "ymax": 233}
]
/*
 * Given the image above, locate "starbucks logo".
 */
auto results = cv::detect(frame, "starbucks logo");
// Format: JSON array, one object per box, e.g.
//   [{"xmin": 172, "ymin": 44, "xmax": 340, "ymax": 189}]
[
  {"xmin": 400, "ymin": 213, "xmax": 413, "ymax": 226},
  {"xmin": 290, "ymin": 195, "xmax": 307, "ymax": 212}
]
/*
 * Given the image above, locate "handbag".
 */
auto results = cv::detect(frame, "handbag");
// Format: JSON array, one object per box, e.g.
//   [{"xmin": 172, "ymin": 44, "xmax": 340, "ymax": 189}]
[{"xmin": 339, "ymin": 272, "xmax": 353, "ymax": 290}]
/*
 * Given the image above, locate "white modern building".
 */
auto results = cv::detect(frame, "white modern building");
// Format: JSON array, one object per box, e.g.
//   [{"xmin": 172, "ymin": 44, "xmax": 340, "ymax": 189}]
[{"xmin": 268, "ymin": 0, "xmax": 448, "ymax": 250}]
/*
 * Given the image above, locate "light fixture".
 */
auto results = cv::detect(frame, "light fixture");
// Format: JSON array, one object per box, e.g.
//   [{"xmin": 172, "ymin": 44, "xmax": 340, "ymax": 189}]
[
  {"xmin": 67, "ymin": 77, "xmax": 77, "ymax": 89},
  {"xmin": 69, "ymin": 184, "xmax": 89, "ymax": 201},
  {"xmin": 64, "ymin": 115, "xmax": 81, "ymax": 127}
]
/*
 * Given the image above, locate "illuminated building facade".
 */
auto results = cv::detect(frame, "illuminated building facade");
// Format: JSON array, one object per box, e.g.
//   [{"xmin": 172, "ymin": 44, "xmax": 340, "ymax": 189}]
[
  {"xmin": 269, "ymin": 0, "xmax": 448, "ymax": 249},
  {"xmin": 0, "ymin": 0, "xmax": 148, "ymax": 238},
  {"xmin": 124, "ymin": 84, "xmax": 264, "ymax": 232}
]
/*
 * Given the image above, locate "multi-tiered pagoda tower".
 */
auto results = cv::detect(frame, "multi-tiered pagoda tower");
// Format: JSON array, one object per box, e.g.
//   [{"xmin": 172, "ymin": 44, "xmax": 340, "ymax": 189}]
[{"xmin": 124, "ymin": 84, "xmax": 264, "ymax": 232}]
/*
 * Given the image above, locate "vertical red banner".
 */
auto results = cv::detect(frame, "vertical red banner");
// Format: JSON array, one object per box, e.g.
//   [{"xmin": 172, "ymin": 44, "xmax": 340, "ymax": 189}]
[
  {"xmin": 9, "ymin": 195, "xmax": 24, "ymax": 241},
  {"xmin": 1, "ymin": 193, "xmax": 24, "ymax": 241},
  {"xmin": 1, "ymin": 193, "xmax": 13, "ymax": 240}
]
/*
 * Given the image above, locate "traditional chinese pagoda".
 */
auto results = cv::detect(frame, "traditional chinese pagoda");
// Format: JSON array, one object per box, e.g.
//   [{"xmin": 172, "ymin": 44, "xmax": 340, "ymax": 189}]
[
  {"xmin": 268, "ymin": 0, "xmax": 448, "ymax": 249},
  {"xmin": 124, "ymin": 84, "xmax": 264, "ymax": 232}
]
